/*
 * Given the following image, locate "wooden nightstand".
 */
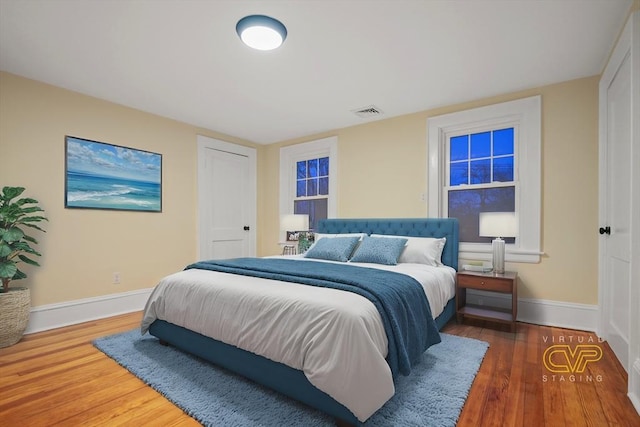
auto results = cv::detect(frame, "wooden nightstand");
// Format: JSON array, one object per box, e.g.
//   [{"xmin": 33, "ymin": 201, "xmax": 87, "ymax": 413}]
[{"xmin": 456, "ymin": 270, "xmax": 518, "ymax": 332}]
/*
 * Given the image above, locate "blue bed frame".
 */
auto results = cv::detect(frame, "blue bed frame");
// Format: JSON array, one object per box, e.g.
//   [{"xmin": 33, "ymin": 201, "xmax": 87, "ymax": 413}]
[{"xmin": 148, "ymin": 218, "xmax": 459, "ymax": 426}]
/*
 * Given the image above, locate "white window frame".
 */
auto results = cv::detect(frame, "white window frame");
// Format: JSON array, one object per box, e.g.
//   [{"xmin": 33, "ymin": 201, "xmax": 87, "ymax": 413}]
[
  {"xmin": 280, "ymin": 136, "xmax": 338, "ymax": 239},
  {"xmin": 427, "ymin": 96, "xmax": 542, "ymax": 263}
]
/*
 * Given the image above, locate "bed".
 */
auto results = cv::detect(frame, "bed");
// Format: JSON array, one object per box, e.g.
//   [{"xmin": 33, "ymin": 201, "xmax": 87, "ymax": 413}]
[{"xmin": 141, "ymin": 218, "xmax": 459, "ymax": 426}]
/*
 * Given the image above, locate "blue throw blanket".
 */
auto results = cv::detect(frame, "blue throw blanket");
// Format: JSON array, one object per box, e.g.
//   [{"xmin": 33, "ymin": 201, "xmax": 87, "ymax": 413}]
[{"xmin": 185, "ymin": 258, "xmax": 441, "ymax": 377}]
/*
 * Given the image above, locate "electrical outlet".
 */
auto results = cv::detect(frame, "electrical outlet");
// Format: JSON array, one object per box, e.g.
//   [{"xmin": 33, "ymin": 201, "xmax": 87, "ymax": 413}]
[{"xmin": 113, "ymin": 272, "xmax": 121, "ymax": 284}]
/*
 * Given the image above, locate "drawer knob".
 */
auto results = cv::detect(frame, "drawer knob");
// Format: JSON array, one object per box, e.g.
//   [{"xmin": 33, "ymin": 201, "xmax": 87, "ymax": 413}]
[{"xmin": 480, "ymin": 281, "xmax": 485, "ymax": 285}]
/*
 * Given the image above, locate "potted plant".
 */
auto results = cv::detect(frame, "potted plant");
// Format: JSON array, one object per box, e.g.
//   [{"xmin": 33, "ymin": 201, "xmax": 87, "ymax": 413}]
[{"xmin": 0, "ymin": 186, "xmax": 47, "ymax": 348}]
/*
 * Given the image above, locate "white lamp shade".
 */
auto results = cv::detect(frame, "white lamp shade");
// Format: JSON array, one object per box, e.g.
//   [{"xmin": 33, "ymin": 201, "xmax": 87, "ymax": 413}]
[
  {"xmin": 280, "ymin": 214, "xmax": 309, "ymax": 231},
  {"xmin": 236, "ymin": 15, "xmax": 287, "ymax": 51},
  {"xmin": 479, "ymin": 212, "xmax": 518, "ymax": 238}
]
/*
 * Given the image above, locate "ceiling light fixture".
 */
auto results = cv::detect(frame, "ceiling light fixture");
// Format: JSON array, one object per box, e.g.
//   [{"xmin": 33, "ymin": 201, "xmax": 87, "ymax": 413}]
[{"xmin": 236, "ymin": 15, "xmax": 287, "ymax": 51}]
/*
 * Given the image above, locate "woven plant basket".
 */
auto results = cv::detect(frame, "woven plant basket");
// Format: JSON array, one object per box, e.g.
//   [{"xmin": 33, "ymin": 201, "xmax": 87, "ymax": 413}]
[{"xmin": 0, "ymin": 287, "xmax": 31, "ymax": 348}]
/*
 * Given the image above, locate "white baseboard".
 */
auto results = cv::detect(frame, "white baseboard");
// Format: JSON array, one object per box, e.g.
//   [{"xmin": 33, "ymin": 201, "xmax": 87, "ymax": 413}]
[
  {"xmin": 26, "ymin": 287, "xmax": 599, "ymax": 335},
  {"xmin": 630, "ymin": 358, "xmax": 640, "ymax": 416},
  {"xmin": 24, "ymin": 288, "xmax": 154, "ymax": 334},
  {"xmin": 466, "ymin": 289, "xmax": 598, "ymax": 332}
]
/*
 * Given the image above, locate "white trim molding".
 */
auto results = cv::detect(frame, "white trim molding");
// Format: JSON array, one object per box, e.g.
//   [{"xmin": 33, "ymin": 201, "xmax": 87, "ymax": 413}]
[
  {"xmin": 24, "ymin": 288, "xmax": 153, "ymax": 334},
  {"xmin": 466, "ymin": 290, "xmax": 598, "ymax": 332},
  {"xmin": 427, "ymin": 96, "xmax": 542, "ymax": 263},
  {"xmin": 23, "ymin": 288, "xmax": 599, "ymax": 336},
  {"xmin": 631, "ymin": 358, "xmax": 640, "ymax": 416},
  {"xmin": 627, "ymin": 10, "xmax": 640, "ymax": 418}
]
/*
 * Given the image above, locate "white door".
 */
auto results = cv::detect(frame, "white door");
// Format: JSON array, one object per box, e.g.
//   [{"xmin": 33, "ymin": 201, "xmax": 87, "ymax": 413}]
[
  {"xmin": 599, "ymin": 36, "xmax": 632, "ymax": 372},
  {"xmin": 197, "ymin": 136, "xmax": 256, "ymax": 260}
]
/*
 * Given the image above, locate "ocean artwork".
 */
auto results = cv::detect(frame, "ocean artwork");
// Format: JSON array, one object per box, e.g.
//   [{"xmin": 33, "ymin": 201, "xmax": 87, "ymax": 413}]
[{"xmin": 65, "ymin": 136, "xmax": 162, "ymax": 212}]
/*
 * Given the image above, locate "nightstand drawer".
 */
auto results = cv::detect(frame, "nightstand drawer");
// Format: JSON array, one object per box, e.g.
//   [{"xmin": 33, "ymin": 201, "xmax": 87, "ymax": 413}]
[
  {"xmin": 457, "ymin": 274, "xmax": 512, "ymax": 292},
  {"xmin": 456, "ymin": 270, "xmax": 517, "ymax": 332}
]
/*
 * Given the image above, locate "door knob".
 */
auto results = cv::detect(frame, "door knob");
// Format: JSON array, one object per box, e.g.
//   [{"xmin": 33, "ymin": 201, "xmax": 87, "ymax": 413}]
[
  {"xmin": 599, "ymin": 226, "xmax": 611, "ymax": 235},
  {"xmin": 243, "ymin": 226, "xmax": 250, "ymax": 231}
]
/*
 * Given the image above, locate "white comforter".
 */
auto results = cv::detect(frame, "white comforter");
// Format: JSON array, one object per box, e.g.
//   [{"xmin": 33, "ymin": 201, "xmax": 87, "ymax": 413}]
[{"xmin": 141, "ymin": 256, "xmax": 455, "ymax": 422}]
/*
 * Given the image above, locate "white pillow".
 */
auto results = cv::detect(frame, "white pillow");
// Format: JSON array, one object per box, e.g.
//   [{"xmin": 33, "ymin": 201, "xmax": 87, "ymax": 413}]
[
  {"xmin": 371, "ymin": 234, "xmax": 446, "ymax": 266},
  {"xmin": 314, "ymin": 232, "xmax": 366, "ymax": 241}
]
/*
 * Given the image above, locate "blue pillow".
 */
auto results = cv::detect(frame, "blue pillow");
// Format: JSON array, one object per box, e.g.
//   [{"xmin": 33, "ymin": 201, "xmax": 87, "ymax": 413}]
[
  {"xmin": 350, "ymin": 236, "xmax": 408, "ymax": 265},
  {"xmin": 304, "ymin": 236, "xmax": 361, "ymax": 262}
]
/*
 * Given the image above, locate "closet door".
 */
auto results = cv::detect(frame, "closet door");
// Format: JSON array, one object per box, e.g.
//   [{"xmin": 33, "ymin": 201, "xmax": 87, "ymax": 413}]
[
  {"xmin": 600, "ymin": 48, "xmax": 631, "ymax": 371},
  {"xmin": 598, "ymin": 13, "xmax": 638, "ymax": 409},
  {"xmin": 197, "ymin": 136, "xmax": 256, "ymax": 260}
]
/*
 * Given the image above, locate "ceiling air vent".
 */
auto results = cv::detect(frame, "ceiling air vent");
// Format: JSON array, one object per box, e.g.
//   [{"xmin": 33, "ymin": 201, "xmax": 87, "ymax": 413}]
[{"xmin": 351, "ymin": 105, "xmax": 384, "ymax": 118}]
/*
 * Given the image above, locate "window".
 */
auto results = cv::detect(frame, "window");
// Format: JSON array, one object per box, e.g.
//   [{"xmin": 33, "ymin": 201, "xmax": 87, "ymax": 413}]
[
  {"xmin": 428, "ymin": 96, "xmax": 541, "ymax": 263},
  {"xmin": 448, "ymin": 127, "xmax": 517, "ymax": 244},
  {"xmin": 294, "ymin": 156, "xmax": 329, "ymax": 230},
  {"xmin": 280, "ymin": 137, "xmax": 337, "ymax": 234}
]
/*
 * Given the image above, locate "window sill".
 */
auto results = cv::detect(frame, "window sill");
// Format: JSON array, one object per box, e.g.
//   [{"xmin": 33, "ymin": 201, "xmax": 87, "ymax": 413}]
[{"xmin": 460, "ymin": 247, "xmax": 542, "ymax": 264}]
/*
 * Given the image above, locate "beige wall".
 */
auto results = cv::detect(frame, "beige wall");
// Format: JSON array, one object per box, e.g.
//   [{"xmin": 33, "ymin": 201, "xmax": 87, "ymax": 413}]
[
  {"xmin": 0, "ymin": 72, "xmax": 257, "ymax": 306},
  {"xmin": 1, "ymin": 70, "xmax": 600, "ymax": 308},
  {"xmin": 260, "ymin": 76, "xmax": 600, "ymax": 305}
]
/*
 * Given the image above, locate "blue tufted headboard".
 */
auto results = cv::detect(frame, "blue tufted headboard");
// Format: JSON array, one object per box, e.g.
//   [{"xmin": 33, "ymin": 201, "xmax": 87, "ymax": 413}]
[{"xmin": 316, "ymin": 218, "xmax": 459, "ymax": 270}]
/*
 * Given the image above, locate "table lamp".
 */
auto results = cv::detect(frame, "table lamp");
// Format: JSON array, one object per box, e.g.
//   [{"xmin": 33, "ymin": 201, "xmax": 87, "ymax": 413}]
[{"xmin": 479, "ymin": 212, "xmax": 518, "ymax": 274}]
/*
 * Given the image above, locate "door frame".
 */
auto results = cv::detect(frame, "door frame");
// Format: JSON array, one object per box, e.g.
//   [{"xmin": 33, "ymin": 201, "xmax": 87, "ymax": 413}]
[
  {"xmin": 197, "ymin": 135, "xmax": 257, "ymax": 259},
  {"xmin": 597, "ymin": 10, "xmax": 639, "ymax": 414}
]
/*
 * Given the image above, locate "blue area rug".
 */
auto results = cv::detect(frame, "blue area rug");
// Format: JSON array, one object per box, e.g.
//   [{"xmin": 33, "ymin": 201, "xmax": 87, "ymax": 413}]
[{"xmin": 94, "ymin": 330, "xmax": 488, "ymax": 426}]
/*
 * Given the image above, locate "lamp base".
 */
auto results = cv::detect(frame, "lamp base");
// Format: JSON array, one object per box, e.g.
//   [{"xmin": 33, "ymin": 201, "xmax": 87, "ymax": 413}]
[{"xmin": 492, "ymin": 237, "xmax": 506, "ymax": 274}]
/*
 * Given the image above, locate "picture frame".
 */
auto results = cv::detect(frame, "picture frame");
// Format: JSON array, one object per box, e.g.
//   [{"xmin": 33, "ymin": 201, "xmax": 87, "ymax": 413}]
[
  {"xmin": 286, "ymin": 231, "xmax": 300, "ymax": 241},
  {"xmin": 65, "ymin": 136, "xmax": 162, "ymax": 212}
]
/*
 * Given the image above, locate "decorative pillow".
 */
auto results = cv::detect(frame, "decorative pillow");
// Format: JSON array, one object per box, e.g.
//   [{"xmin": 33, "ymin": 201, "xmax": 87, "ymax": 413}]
[
  {"xmin": 307, "ymin": 232, "xmax": 366, "ymax": 253},
  {"xmin": 350, "ymin": 236, "xmax": 408, "ymax": 265},
  {"xmin": 372, "ymin": 235, "xmax": 446, "ymax": 266},
  {"xmin": 304, "ymin": 236, "xmax": 362, "ymax": 262}
]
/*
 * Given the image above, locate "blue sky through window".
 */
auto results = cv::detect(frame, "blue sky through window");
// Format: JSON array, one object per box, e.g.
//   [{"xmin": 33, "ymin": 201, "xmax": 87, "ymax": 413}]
[
  {"xmin": 448, "ymin": 127, "xmax": 516, "ymax": 243},
  {"xmin": 449, "ymin": 128, "xmax": 514, "ymax": 186},
  {"xmin": 470, "ymin": 132, "xmax": 490, "ymax": 158},
  {"xmin": 296, "ymin": 157, "xmax": 329, "ymax": 197}
]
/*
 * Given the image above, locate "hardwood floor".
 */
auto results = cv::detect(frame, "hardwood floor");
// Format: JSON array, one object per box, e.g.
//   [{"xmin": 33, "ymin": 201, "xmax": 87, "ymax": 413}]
[
  {"xmin": 1, "ymin": 313, "xmax": 638, "ymax": 426},
  {"xmin": 444, "ymin": 320, "xmax": 639, "ymax": 427}
]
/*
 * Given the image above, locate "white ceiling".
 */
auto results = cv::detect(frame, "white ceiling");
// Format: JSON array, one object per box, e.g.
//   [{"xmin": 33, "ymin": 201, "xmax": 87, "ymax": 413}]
[{"xmin": 0, "ymin": 0, "xmax": 632, "ymax": 145}]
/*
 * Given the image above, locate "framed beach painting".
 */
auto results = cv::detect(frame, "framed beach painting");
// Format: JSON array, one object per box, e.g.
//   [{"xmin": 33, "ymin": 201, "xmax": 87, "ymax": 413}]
[{"xmin": 65, "ymin": 136, "xmax": 162, "ymax": 212}]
